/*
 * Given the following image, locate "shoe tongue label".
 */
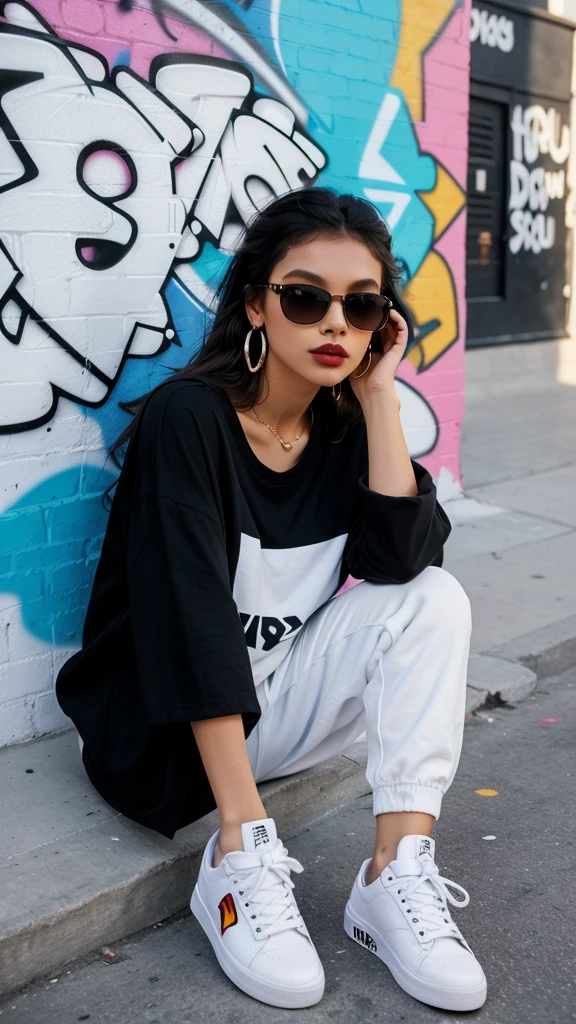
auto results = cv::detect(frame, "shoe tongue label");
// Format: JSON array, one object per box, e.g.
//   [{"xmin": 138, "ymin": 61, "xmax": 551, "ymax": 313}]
[
  {"xmin": 396, "ymin": 834, "xmax": 436, "ymax": 863},
  {"xmin": 240, "ymin": 817, "xmax": 277, "ymax": 853}
]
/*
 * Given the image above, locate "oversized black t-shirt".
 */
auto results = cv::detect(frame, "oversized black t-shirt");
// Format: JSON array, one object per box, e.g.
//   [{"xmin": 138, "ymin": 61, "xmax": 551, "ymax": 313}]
[{"xmin": 56, "ymin": 377, "xmax": 451, "ymax": 839}]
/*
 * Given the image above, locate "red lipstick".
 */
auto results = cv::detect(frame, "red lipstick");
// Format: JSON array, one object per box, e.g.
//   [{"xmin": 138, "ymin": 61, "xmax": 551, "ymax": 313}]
[{"xmin": 309, "ymin": 343, "xmax": 348, "ymax": 365}]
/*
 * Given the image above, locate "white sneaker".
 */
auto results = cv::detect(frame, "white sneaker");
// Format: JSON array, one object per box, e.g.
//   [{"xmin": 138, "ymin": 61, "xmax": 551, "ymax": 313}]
[
  {"xmin": 190, "ymin": 817, "xmax": 325, "ymax": 1008},
  {"xmin": 344, "ymin": 834, "xmax": 487, "ymax": 1011}
]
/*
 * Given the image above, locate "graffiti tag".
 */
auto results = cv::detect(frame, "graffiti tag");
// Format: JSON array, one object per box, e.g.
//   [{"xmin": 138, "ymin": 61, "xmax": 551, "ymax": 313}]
[
  {"xmin": 508, "ymin": 103, "xmax": 570, "ymax": 255},
  {"xmin": 470, "ymin": 6, "xmax": 514, "ymax": 53}
]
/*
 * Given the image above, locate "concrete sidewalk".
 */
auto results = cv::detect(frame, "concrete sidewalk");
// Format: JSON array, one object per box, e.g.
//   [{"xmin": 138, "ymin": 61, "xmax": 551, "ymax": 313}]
[
  {"xmin": 5, "ymin": 666, "xmax": 573, "ymax": 1023},
  {"xmin": 1, "ymin": 339, "xmax": 575, "ymax": 998}
]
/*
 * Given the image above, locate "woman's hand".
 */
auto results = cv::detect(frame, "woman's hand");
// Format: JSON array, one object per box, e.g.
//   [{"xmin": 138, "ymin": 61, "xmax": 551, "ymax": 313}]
[{"xmin": 347, "ymin": 309, "xmax": 409, "ymax": 405}]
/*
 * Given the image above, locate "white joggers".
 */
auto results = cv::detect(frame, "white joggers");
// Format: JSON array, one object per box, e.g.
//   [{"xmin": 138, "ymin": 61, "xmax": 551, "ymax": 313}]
[
  {"xmin": 246, "ymin": 566, "xmax": 472, "ymax": 822},
  {"xmin": 192, "ymin": 567, "xmax": 484, "ymax": 1010}
]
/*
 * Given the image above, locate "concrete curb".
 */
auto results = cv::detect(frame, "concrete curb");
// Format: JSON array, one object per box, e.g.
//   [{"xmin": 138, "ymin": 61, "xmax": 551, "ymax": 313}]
[
  {"xmin": 465, "ymin": 654, "xmax": 537, "ymax": 713},
  {"xmin": 0, "ymin": 742, "xmax": 371, "ymax": 997},
  {"xmin": 2, "ymin": 618, "xmax": 575, "ymax": 998},
  {"xmin": 486, "ymin": 614, "xmax": 576, "ymax": 681},
  {"xmin": 463, "ymin": 615, "xmax": 576, "ymax": 715}
]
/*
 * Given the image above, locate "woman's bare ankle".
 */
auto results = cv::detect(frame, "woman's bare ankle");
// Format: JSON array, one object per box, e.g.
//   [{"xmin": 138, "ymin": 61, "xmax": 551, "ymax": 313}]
[
  {"xmin": 213, "ymin": 825, "xmax": 243, "ymax": 866},
  {"xmin": 213, "ymin": 811, "xmax": 268, "ymax": 867}
]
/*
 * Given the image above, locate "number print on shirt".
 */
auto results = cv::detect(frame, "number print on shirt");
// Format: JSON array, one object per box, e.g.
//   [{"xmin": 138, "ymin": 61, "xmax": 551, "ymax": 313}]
[
  {"xmin": 239, "ymin": 612, "xmax": 303, "ymax": 651},
  {"xmin": 232, "ymin": 531, "xmax": 349, "ymax": 686}
]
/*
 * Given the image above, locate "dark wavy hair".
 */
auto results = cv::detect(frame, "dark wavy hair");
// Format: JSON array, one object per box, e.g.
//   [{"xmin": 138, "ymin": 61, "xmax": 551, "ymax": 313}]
[{"xmin": 107, "ymin": 186, "xmax": 413, "ymax": 476}]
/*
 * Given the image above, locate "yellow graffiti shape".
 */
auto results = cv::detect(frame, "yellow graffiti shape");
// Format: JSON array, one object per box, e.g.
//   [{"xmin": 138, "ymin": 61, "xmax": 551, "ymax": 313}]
[
  {"xmin": 405, "ymin": 165, "xmax": 465, "ymax": 369},
  {"xmin": 404, "ymin": 250, "xmax": 459, "ymax": 372},
  {"xmin": 390, "ymin": 0, "xmax": 459, "ymax": 123},
  {"xmin": 389, "ymin": 0, "xmax": 465, "ymax": 371},
  {"xmin": 420, "ymin": 162, "xmax": 466, "ymax": 243}
]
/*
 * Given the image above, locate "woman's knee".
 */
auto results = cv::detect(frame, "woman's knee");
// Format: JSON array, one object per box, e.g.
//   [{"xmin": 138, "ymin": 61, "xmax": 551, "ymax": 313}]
[
  {"xmin": 408, "ymin": 565, "xmax": 472, "ymax": 630},
  {"xmin": 333, "ymin": 567, "xmax": 471, "ymax": 637}
]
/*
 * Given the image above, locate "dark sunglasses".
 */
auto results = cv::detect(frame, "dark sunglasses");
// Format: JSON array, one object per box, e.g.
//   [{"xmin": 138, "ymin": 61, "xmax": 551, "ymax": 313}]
[{"xmin": 258, "ymin": 283, "xmax": 393, "ymax": 332}]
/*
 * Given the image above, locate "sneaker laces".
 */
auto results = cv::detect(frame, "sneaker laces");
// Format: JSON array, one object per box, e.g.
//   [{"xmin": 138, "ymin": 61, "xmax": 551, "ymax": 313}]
[
  {"xmin": 394, "ymin": 859, "xmax": 470, "ymax": 944},
  {"xmin": 225, "ymin": 841, "xmax": 306, "ymax": 940}
]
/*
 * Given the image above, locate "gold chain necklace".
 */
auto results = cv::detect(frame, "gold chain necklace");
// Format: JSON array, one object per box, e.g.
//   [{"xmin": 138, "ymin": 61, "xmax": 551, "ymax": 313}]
[{"xmin": 250, "ymin": 405, "xmax": 314, "ymax": 452}]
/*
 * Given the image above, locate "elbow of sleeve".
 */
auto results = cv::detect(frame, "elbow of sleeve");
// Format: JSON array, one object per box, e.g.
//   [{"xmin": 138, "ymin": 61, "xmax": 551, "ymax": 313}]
[
  {"xmin": 345, "ymin": 542, "xmax": 414, "ymax": 585},
  {"xmin": 401, "ymin": 517, "xmax": 451, "ymax": 580},
  {"xmin": 346, "ymin": 518, "xmax": 450, "ymax": 585},
  {"xmin": 387, "ymin": 556, "xmax": 438, "ymax": 585}
]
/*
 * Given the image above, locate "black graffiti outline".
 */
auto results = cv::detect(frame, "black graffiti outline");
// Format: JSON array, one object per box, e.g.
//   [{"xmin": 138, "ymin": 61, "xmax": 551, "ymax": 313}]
[
  {"xmin": 149, "ymin": 52, "xmax": 328, "ymax": 260},
  {"xmin": 75, "ymin": 141, "xmax": 139, "ymax": 270},
  {"xmin": 406, "ymin": 247, "xmax": 461, "ymax": 374},
  {"xmin": 118, "ymin": 0, "xmax": 261, "ymax": 40},
  {"xmin": 117, "ymin": 0, "xmax": 179, "ymax": 42},
  {"xmin": 0, "ymin": 7, "xmax": 205, "ymax": 432},
  {"xmin": 0, "ymin": 5, "xmax": 324, "ymax": 433}
]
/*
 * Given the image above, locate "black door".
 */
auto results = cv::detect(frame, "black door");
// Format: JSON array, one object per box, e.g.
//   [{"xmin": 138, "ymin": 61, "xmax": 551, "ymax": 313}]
[
  {"xmin": 467, "ymin": 4, "xmax": 572, "ymax": 347},
  {"xmin": 466, "ymin": 96, "xmax": 506, "ymax": 301},
  {"xmin": 466, "ymin": 87, "xmax": 570, "ymax": 346}
]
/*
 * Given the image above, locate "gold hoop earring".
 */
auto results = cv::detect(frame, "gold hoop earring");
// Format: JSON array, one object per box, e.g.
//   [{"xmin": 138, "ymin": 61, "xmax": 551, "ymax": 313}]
[
  {"xmin": 351, "ymin": 346, "xmax": 372, "ymax": 379},
  {"xmin": 331, "ymin": 382, "xmax": 342, "ymax": 402},
  {"xmin": 244, "ymin": 326, "xmax": 267, "ymax": 373}
]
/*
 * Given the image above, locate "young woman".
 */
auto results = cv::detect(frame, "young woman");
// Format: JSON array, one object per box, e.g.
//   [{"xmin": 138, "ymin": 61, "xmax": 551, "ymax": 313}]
[{"xmin": 56, "ymin": 188, "xmax": 487, "ymax": 1013}]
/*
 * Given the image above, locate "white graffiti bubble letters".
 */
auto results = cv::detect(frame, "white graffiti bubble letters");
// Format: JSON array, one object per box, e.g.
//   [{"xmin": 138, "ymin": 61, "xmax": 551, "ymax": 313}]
[
  {"xmin": 154, "ymin": 57, "xmax": 326, "ymax": 247},
  {"xmin": 0, "ymin": 9, "xmax": 326, "ymax": 432},
  {"xmin": 470, "ymin": 7, "xmax": 514, "ymax": 53},
  {"xmin": 508, "ymin": 103, "xmax": 570, "ymax": 256},
  {"xmin": 509, "ymin": 210, "xmax": 555, "ymax": 255},
  {"xmin": 511, "ymin": 104, "xmax": 570, "ymax": 167},
  {"xmin": 0, "ymin": 5, "xmax": 201, "ymax": 431},
  {"xmin": 509, "ymin": 162, "xmax": 549, "ymax": 214}
]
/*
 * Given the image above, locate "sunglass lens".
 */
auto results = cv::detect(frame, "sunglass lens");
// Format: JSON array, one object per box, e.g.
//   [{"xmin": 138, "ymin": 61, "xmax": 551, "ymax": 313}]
[
  {"xmin": 345, "ymin": 294, "xmax": 389, "ymax": 331},
  {"xmin": 280, "ymin": 285, "xmax": 330, "ymax": 324}
]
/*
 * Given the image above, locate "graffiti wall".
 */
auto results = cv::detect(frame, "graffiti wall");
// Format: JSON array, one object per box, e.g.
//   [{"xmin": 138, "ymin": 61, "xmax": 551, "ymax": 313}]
[{"xmin": 0, "ymin": 0, "xmax": 471, "ymax": 745}]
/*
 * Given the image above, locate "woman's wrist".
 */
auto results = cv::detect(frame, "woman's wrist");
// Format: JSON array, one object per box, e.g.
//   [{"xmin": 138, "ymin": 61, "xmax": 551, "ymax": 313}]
[
  {"xmin": 359, "ymin": 386, "xmax": 402, "ymax": 418},
  {"xmin": 360, "ymin": 385, "xmax": 417, "ymax": 498}
]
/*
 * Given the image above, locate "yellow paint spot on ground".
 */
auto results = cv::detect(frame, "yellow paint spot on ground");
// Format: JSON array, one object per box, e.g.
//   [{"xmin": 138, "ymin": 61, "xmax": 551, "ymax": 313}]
[{"xmin": 475, "ymin": 789, "xmax": 499, "ymax": 797}]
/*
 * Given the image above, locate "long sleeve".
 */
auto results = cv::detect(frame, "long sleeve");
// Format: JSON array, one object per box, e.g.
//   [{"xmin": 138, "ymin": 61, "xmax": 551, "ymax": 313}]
[
  {"xmin": 342, "ymin": 458, "xmax": 452, "ymax": 585},
  {"xmin": 124, "ymin": 381, "xmax": 261, "ymax": 729}
]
